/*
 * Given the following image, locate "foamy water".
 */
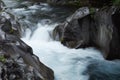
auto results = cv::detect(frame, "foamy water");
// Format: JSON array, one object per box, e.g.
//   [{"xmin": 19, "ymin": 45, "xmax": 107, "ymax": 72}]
[
  {"xmin": 3, "ymin": 1, "xmax": 104, "ymax": 79},
  {"xmin": 22, "ymin": 23, "xmax": 104, "ymax": 80}
]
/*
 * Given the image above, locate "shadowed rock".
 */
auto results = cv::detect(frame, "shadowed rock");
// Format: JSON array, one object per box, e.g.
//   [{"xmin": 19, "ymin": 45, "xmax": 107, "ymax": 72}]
[
  {"xmin": 0, "ymin": 1, "xmax": 54, "ymax": 80},
  {"xmin": 53, "ymin": 6, "xmax": 120, "ymax": 60}
]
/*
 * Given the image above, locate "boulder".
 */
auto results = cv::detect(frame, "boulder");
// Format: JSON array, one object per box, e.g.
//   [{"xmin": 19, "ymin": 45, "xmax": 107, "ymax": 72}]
[
  {"xmin": 53, "ymin": 7, "xmax": 93, "ymax": 48},
  {"xmin": 53, "ymin": 6, "xmax": 120, "ymax": 60}
]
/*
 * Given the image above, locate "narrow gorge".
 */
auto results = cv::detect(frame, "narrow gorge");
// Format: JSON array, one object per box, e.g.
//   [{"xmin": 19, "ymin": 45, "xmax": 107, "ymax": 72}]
[{"xmin": 0, "ymin": 0, "xmax": 120, "ymax": 80}]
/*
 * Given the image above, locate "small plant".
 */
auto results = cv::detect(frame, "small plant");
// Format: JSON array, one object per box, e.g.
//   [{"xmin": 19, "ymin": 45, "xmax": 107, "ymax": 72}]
[
  {"xmin": 9, "ymin": 28, "xmax": 14, "ymax": 34},
  {"xmin": 67, "ymin": 0, "xmax": 83, "ymax": 7},
  {"xmin": 0, "ymin": 55, "xmax": 6, "ymax": 63},
  {"xmin": 89, "ymin": 8, "xmax": 96, "ymax": 14},
  {"xmin": 89, "ymin": 8, "xmax": 96, "ymax": 19},
  {"xmin": 60, "ymin": 38, "xmax": 64, "ymax": 43}
]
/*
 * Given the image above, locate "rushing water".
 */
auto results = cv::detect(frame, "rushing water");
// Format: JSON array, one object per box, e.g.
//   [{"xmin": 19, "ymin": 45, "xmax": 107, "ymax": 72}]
[
  {"xmin": 22, "ymin": 23, "xmax": 104, "ymax": 80},
  {"xmin": 3, "ymin": 0, "xmax": 104, "ymax": 80}
]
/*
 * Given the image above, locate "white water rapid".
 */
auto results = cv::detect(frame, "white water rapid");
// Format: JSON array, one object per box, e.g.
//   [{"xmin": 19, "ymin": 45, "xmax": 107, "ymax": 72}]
[
  {"xmin": 3, "ymin": 1, "xmax": 104, "ymax": 79},
  {"xmin": 22, "ymin": 23, "xmax": 104, "ymax": 80}
]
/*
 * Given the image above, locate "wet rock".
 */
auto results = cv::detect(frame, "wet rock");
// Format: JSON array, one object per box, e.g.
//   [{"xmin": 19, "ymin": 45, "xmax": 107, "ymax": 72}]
[
  {"xmin": 53, "ymin": 6, "xmax": 120, "ymax": 60},
  {"xmin": 0, "ymin": 11, "xmax": 22, "ymax": 37},
  {"xmin": 53, "ymin": 23, "xmax": 65, "ymax": 41},
  {"xmin": 89, "ymin": 7, "xmax": 120, "ymax": 60},
  {"xmin": 0, "ymin": 1, "xmax": 54, "ymax": 80},
  {"xmin": 107, "ymin": 7, "xmax": 120, "ymax": 60},
  {"xmin": 53, "ymin": 7, "xmax": 92, "ymax": 48}
]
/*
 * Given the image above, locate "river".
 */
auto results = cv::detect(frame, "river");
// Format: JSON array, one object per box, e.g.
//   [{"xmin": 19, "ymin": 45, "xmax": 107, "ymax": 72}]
[{"xmin": 3, "ymin": 0, "xmax": 104, "ymax": 80}]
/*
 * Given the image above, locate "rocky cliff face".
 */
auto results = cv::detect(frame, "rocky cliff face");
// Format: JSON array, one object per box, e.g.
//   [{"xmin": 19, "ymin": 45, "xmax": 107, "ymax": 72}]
[
  {"xmin": 53, "ymin": 6, "xmax": 120, "ymax": 60},
  {"xmin": 0, "ymin": 1, "xmax": 54, "ymax": 80},
  {"xmin": 107, "ymin": 7, "xmax": 120, "ymax": 60}
]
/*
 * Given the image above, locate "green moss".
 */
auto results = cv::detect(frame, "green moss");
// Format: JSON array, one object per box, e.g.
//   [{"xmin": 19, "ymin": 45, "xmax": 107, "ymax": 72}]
[
  {"xmin": 0, "ymin": 55, "xmax": 6, "ymax": 63},
  {"xmin": 89, "ymin": 8, "xmax": 96, "ymax": 14},
  {"xmin": 60, "ymin": 38, "xmax": 64, "ymax": 43},
  {"xmin": 89, "ymin": 8, "xmax": 96, "ymax": 19},
  {"xmin": 68, "ymin": 1, "xmax": 81, "ymax": 7},
  {"xmin": 9, "ymin": 28, "xmax": 14, "ymax": 34}
]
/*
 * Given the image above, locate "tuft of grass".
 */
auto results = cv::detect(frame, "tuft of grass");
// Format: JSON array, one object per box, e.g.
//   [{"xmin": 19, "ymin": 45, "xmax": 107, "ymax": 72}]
[
  {"xmin": 9, "ymin": 28, "xmax": 14, "ymax": 34},
  {"xmin": 89, "ymin": 8, "xmax": 96, "ymax": 14}
]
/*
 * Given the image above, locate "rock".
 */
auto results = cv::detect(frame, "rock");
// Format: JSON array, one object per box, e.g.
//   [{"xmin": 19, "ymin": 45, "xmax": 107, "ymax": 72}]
[
  {"xmin": 91, "ymin": 7, "xmax": 120, "ymax": 60},
  {"xmin": 0, "ymin": 0, "xmax": 6, "ymax": 11},
  {"xmin": 0, "ymin": 11, "xmax": 22, "ymax": 37},
  {"xmin": 86, "ymin": 60, "xmax": 120, "ymax": 80},
  {"xmin": 0, "ymin": 1, "xmax": 54, "ymax": 80},
  {"xmin": 53, "ymin": 23, "xmax": 65, "ymax": 41},
  {"xmin": 53, "ymin": 6, "xmax": 120, "ymax": 60},
  {"xmin": 107, "ymin": 7, "xmax": 120, "ymax": 60},
  {"xmin": 93, "ymin": 7, "xmax": 114, "ymax": 59},
  {"xmin": 53, "ymin": 7, "xmax": 92, "ymax": 48}
]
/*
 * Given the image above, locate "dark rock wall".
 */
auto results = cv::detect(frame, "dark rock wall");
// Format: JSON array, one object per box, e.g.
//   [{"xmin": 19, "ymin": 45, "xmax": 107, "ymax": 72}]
[
  {"xmin": 53, "ymin": 7, "xmax": 120, "ymax": 60},
  {"xmin": 93, "ymin": 7, "xmax": 114, "ymax": 58},
  {"xmin": 0, "ymin": 1, "xmax": 54, "ymax": 80},
  {"xmin": 107, "ymin": 8, "xmax": 120, "ymax": 60}
]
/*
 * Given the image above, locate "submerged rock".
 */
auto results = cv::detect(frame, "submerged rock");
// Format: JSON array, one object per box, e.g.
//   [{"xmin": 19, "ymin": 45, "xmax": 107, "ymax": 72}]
[
  {"xmin": 53, "ymin": 6, "xmax": 120, "ymax": 60},
  {"xmin": 0, "ymin": 1, "xmax": 54, "ymax": 80}
]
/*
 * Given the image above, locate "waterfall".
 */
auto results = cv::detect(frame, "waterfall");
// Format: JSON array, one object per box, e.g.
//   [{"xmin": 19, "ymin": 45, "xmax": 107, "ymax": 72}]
[
  {"xmin": 22, "ymin": 23, "xmax": 104, "ymax": 80},
  {"xmin": 3, "ymin": 1, "xmax": 104, "ymax": 80}
]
